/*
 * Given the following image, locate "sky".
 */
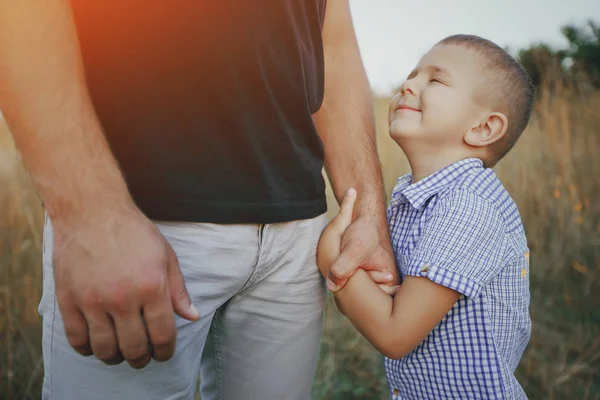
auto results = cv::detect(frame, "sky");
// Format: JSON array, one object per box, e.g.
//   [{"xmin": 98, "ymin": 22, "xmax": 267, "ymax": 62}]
[
  {"xmin": 349, "ymin": 0, "xmax": 600, "ymax": 95},
  {"xmin": 1, "ymin": 1, "xmax": 598, "ymax": 118}
]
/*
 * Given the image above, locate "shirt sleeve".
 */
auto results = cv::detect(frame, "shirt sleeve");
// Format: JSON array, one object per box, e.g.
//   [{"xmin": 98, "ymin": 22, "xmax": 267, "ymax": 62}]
[{"xmin": 405, "ymin": 189, "xmax": 508, "ymax": 299}]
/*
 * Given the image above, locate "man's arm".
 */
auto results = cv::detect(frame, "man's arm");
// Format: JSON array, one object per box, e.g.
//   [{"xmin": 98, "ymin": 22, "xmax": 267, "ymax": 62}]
[
  {"xmin": 313, "ymin": 0, "xmax": 398, "ymax": 291},
  {"xmin": 0, "ymin": 0, "xmax": 127, "ymax": 217},
  {"xmin": 0, "ymin": 0, "xmax": 198, "ymax": 369}
]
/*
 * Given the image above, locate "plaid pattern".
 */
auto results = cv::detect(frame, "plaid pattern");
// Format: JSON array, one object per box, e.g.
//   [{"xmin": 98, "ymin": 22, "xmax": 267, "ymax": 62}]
[{"xmin": 385, "ymin": 158, "xmax": 532, "ymax": 400}]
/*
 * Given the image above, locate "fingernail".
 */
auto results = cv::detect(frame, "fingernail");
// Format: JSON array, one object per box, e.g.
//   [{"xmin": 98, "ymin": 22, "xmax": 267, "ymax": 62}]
[
  {"xmin": 347, "ymin": 188, "xmax": 356, "ymax": 197},
  {"xmin": 385, "ymin": 273, "xmax": 394, "ymax": 280},
  {"xmin": 190, "ymin": 304, "xmax": 200, "ymax": 318},
  {"xmin": 327, "ymin": 279, "xmax": 338, "ymax": 292}
]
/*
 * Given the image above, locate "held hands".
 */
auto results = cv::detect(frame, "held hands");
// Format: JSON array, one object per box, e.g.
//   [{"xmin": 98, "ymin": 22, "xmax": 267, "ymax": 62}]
[{"xmin": 317, "ymin": 188, "xmax": 400, "ymax": 296}]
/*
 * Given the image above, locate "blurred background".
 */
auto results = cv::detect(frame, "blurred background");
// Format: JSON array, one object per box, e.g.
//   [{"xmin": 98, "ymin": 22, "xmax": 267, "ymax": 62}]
[{"xmin": 1, "ymin": 1, "xmax": 600, "ymax": 399}]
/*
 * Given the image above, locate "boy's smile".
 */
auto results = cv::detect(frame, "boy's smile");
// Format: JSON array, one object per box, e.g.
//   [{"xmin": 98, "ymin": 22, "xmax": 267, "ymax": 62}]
[
  {"xmin": 387, "ymin": 43, "xmax": 496, "ymax": 181},
  {"xmin": 388, "ymin": 43, "xmax": 486, "ymax": 146},
  {"xmin": 395, "ymin": 104, "xmax": 421, "ymax": 113}
]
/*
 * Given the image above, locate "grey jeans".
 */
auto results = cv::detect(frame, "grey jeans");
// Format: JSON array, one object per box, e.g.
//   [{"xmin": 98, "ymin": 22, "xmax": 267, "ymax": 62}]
[{"xmin": 38, "ymin": 213, "xmax": 328, "ymax": 400}]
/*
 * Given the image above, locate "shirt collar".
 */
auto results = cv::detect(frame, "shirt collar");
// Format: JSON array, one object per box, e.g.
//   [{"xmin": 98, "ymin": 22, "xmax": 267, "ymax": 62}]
[{"xmin": 391, "ymin": 158, "xmax": 484, "ymax": 209}]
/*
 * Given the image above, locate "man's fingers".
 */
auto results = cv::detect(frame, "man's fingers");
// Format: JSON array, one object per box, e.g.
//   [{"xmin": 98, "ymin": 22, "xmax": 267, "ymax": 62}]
[
  {"xmin": 368, "ymin": 270, "xmax": 396, "ymax": 284},
  {"xmin": 113, "ymin": 310, "xmax": 152, "ymax": 369},
  {"xmin": 86, "ymin": 310, "xmax": 122, "ymax": 365},
  {"xmin": 167, "ymin": 248, "xmax": 200, "ymax": 321},
  {"xmin": 58, "ymin": 297, "xmax": 92, "ymax": 356},
  {"xmin": 143, "ymin": 297, "xmax": 177, "ymax": 362},
  {"xmin": 327, "ymin": 245, "xmax": 363, "ymax": 292},
  {"xmin": 378, "ymin": 284, "xmax": 401, "ymax": 296}
]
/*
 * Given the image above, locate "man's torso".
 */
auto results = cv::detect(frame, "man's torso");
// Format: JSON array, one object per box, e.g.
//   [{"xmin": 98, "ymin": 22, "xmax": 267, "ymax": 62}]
[{"xmin": 70, "ymin": 0, "xmax": 328, "ymax": 223}]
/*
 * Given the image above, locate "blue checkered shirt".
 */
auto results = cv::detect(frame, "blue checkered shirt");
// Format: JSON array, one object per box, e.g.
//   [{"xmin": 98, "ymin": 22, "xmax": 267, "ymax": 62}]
[{"xmin": 385, "ymin": 158, "xmax": 532, "ymax": 400}]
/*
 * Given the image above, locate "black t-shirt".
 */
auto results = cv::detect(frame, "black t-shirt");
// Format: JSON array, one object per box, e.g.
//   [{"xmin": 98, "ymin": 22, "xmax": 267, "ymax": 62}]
[{"xmin": 69, "ymin": 0, "xmax": 328, "ymax": 223}]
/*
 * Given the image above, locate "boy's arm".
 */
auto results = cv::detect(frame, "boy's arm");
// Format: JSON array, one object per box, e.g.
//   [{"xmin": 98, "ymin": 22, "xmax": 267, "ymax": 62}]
[
  {"xmin": 320, "ymin": 188, "xmax": 509, "ymax": 359},
  {"xmin": 333, "ymin": 271, "xmax": 459, "ymax": 359}
]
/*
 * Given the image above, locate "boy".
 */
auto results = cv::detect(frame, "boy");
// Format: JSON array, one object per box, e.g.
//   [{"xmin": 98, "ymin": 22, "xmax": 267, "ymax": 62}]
[{"xmin": 317, "ymin": 34, "xmax": 533, "ymax": 399}]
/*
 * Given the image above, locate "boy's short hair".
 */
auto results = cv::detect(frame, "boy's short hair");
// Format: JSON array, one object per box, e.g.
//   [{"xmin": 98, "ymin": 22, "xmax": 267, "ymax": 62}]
[{"xmin": 438, "ymin": 34, "xmax": 534, "ymax": 167}]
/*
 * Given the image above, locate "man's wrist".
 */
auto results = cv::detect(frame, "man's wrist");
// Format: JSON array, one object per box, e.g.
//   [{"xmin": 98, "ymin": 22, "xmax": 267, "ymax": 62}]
[
  {"xmin": 354, "ymin": 202, "xmax": 390, "ymax": 242},
  {"xmin": 44, "ymin": 175, "xmax": 135, "ymax": 224}
]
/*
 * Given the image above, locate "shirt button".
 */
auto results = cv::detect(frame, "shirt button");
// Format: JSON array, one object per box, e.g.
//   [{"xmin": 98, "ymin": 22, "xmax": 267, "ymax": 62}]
[
  {"xmin": 393, "ymin": 388, "xmax": 400, "ymax": 396},
  {"xmin": 420, "ymin": 264, "xmax": 429, "ymax": 273}
]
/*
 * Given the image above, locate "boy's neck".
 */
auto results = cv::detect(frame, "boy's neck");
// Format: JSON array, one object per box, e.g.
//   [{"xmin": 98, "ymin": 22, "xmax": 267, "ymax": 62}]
[{"xmin": 402, "ymin": 144, "xmax": 479, "ymax": 183}]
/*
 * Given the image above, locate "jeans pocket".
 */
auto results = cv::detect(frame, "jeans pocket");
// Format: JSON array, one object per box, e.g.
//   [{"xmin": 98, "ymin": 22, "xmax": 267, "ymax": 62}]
[{"xmin": 38, "ymin": 212, "xmax": 55, "ymax": 317}]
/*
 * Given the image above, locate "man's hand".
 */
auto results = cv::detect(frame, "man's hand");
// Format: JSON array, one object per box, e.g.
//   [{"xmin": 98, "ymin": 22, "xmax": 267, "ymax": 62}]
[
  {"xmin": 0, "ymin": 0, "xmax": 200, "ymax": 369},
  {"xmin": 51, "ymin": 204, "xmax": 200, "ymax": 369},
  {"xmin": 323, "ymin": 189, "xmax": 400, "ymax": 295}
]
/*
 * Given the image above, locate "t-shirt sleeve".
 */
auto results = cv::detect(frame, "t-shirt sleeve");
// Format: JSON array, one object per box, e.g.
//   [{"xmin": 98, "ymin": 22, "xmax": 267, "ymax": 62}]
[{"xmin": 405, "ymin": 190, "xmax": 508, "ymax": 299}]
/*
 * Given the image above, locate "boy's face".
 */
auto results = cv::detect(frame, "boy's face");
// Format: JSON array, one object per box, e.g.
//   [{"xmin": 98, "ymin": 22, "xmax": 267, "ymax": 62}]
[{"xmin": 388, "ymin": 44, "xmax": 486, "ymax": 148}]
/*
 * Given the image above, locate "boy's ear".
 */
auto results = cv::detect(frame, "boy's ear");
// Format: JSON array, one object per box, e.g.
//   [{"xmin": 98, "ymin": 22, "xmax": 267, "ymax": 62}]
[{"xmin": 464, "ymin": 112, "xmax": 508, "ymax": 147}]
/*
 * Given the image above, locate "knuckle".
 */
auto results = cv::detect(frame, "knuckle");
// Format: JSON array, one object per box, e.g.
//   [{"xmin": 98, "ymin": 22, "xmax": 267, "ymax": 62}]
[
  {"xmin": 152, "ymin": 352, "xmax": 173, "ymax": 363},
  {"xmin": 124, "ymin": 346, "xmax": 150, "ymax": 365},
  {"xmin": 103, "ymin": 356, "xmax": 124, "ymax": 366},
  {"xmin": 129, "ymin": 359, "xmax": 150, "ymax": 370},
  {"xmin": 329, "ymin": 275, "xmax": 345, "ymax": 286},
  {"xmin": 328, "ymin": 267, "xmax": 342, "ymax": 280},
  {"xmin": 103, "ymin": 285, "xmax": 135, "ymax": 313},
  {"xmin": 73, "ymin": 346, "xmax": 93, "ymax": 356},
  {"xmin": 125, "ymin": 348, "xmax": 150, "ymax": 369},
  {"xmin": 96, "ymin": 349, "xmax": 119, "ymax": 363},
  {"xmin": 65, "ymin": 330, "xmax": 89, "ymax": 349},
  {"xmin": 152, "ymin": 333, "xmax": 175, "ymax": 348},
  {"xmin": 138, "ymin": 274, "xmax": 166, "ymax": 298},
  {"xmin": 80, "ymin": 292, "xmax": 104, "ymax": 310},
  {"xmin": 331, "ymin": 263, "xmax": 352, "ymax": 278},
  {"xmin": 106, "ymin": 295, "xmax": 130, "ymax": 314}
]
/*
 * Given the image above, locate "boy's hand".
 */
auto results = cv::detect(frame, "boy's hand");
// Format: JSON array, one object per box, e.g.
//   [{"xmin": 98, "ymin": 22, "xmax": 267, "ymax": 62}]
[
  {"xmin": 317, "ymin": 189, "xmax": 400, "ymax": 296},
  {"xmin": 317, "ymin": 188, "xmax": 357, "ymax": 275}
]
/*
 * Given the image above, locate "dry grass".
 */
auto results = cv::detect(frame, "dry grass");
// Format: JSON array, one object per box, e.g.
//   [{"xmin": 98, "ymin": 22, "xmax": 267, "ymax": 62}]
[
  {"xmin": 1, "ymin": 82, "xmax": 599, "ymax": 399},
  {"xmin": 0, "ymin": 122, "xmax": 45, "ymax": 399}
]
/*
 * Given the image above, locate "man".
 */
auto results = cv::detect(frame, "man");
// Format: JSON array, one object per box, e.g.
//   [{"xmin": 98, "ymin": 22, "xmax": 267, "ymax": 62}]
[{"xmin": 0, "ymin": 0, "xmax": 398, "ymax": 399}]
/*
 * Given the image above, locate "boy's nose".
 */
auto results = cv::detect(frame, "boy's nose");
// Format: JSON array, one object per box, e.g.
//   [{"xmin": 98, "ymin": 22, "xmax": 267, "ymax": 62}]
[{"xmin": 401, "ymin": 79, "xmax": 418, "ymax": 96}]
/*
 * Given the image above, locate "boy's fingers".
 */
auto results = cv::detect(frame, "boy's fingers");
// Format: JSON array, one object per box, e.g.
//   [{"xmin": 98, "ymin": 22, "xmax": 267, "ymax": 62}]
[
  {"xmin": 333, "ymin": 188, "xmax": 356, "ymax": 230},
  {"xmin": 378, "ymin": 284, "xmax": 401, "ymax": 296}
]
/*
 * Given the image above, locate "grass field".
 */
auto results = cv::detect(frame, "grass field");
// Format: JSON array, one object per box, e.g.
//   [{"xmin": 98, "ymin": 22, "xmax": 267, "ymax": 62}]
[{"xmin": 1, "ymin": 83, "xmax": 599, "ymax": 399}]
